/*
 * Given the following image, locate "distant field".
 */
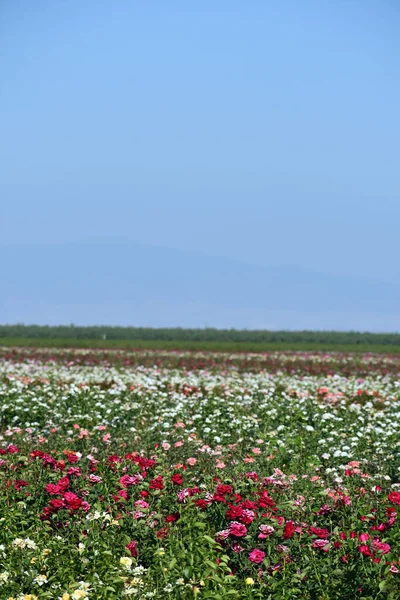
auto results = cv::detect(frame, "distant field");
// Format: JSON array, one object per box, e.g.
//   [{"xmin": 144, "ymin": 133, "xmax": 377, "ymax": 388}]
[{"xmin": 2, "ymin": 336, "xmax": 400, "ymax": 354}]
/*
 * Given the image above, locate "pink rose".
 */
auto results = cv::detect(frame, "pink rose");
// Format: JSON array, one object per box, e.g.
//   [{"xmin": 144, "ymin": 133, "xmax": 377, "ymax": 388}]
[
  {"xmin": 229, "ymin": 522, "xmax": 247, "ymax": 537},
  {"xmin": 372, "ymin": 539, "xmax": 391, "ymax": 554},
  {"xmin": 312, "ymin": 539, "xmax": 330, "ymax": 552},
  {"xmin": 249, "ymin": 549, "xmax": 266, "ymax": 564}
]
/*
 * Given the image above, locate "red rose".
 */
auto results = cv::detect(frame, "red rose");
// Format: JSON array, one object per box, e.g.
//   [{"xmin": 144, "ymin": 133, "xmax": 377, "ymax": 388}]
[
  {"xmin": 242, "ymin": 500, "xmax": 258, "ymax": 510},
  {"xmin": 149, "ymin": 476, "xmax": 164, "ymax": 490},
  {"xmin": 165, "ymin": 512, "xmax": 180, "ymax": 523},
  {"xmin": 358, "ymin": 545, "xmax": 372, "ymax": 557},
  {"xmin": 156, "ymin": 527, "xmax": 169, "ymax": 539},
  {"xmin": 283, "ymin": 521, "xmax": 295, "ymax": 539},
  {"xmin": 45, "ymin": 483, "xmax": 62, "ymax": 495},
  {"xmin": 49, "ymin": 498, "xmax": 65, "ymax": 510},
  {"xmin": 340, "ymin": 554, "xmax": 350, "ymax": 563},
  {"xmin": 57, "ymin": 477, "xmax": 70, "ymax": 491},
  {"xmin": 40, "ymin": 507, "xmax": 52, "ymax": 520},
  {"xmin": 226, "ymin": 506, "xmax": 243, "ymax": 520},
  {"xmin": 171, "ymin": 473, "xmax": 184, "ymax": 486},
  {"xmin": 14, "ymin": 480, "xmax": 29, "ymax": 492},
  {"xmin": 258, "ymin": 491, "xmax": 276, "ymax": 509},
  {"xmin": 64, "ymin": 491, "xmax": 82, "ymax": 510},
  {"xmin": 310, "ymin": 527, "xmax": 330, "ymax": 538},
  {"xmin": 388, "ymin": 492, "xmax": 400, "ymax": 505},
  {"xmin": 215, "ymin": 484, "xmax": 233, "ymax": 496},
  {"xmin": 126, "ymin": 540, "xmax": 138, "ymax": 558}
]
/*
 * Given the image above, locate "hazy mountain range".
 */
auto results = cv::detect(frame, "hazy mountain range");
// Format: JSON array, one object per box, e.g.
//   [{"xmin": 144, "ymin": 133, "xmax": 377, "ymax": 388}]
[{"xmin": 2, "ymin": 239, "xmax": 400, "ymax": 331}]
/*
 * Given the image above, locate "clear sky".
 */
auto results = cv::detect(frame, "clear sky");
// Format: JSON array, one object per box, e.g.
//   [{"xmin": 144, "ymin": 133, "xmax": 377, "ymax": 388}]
[{"xmin": 1, "ymin": 1, "xmax": 400, "ymax": 329}]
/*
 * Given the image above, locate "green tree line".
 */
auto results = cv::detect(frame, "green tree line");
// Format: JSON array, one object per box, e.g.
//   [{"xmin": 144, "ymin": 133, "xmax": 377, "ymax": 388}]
[{"xmin": 1, "ymin": 324, "xmax": 400, "ymax": 345}]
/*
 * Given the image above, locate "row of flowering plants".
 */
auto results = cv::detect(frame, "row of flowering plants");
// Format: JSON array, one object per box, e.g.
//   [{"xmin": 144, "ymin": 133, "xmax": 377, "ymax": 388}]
[
  {"xmin": 0, "ymin": 349, "xmax": 400, "ymax": 598},
  {"xmin": 2, "ymin": 346, "xmax": 400, "ymax": 376}
]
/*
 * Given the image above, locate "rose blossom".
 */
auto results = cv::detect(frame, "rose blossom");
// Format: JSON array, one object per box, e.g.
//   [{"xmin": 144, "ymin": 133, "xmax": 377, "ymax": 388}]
[
  {"xmin": 259, "ymin": 524, "xmax": 275, "ymax": 539},
  {"xmin": 249, "ymin": 549, "xmax": 265, "ymax": 564},
  {"xmin": 312, "ymin": 539, "xmax": 330, "ymax": 552},
  {"xmin": 388, "ymin": 492, "xmax": 400, "ymax": 505},
  {"xmin": 283, "ymin": 521, "xmax": 295, "ymax": 539},
  {"xmin": 372, "ymin": 539, "xmax": 391, "ymax": 554},
  {"xmin": 126, "ymin": 540, "xmax": 138, "ymax": 558},
  {"xmin": 229, "ymin": 522, "xmax": 247, "ymax": 537}
]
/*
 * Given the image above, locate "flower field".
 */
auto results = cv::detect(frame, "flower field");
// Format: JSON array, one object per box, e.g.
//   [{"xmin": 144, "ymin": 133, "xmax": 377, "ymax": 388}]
[{"xmin": 1, "ymin": 348, "xmax": 400, "ymax": 599}]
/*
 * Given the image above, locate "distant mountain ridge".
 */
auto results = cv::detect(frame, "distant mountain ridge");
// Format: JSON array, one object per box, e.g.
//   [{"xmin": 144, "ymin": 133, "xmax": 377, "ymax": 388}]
[{"xmin": 2, "ymin": 239, "xmax": 400, "ymax": 330}]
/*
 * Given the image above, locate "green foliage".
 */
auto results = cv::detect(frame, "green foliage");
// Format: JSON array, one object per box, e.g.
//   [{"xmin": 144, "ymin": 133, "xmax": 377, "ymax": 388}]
[
  {"xmin": 2, "ymin": 324, "xmax": 400, "ymax": 353},
  {"xmin": 1, "ymin": 324, "xmax": 400, "ymax": 345}
]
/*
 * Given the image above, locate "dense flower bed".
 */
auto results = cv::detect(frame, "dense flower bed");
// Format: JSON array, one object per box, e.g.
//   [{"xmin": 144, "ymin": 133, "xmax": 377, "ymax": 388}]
[
  {"xmin": 2, "ymin": 346, "xmax": 400, "ymax": 376},
  {"xmin": 0, "ymin": 349, "xmax": 400, "ymax": 598}
]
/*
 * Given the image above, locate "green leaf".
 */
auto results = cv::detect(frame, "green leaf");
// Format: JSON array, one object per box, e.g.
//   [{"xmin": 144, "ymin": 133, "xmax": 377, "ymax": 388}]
[
  {"xmin": 220, "ymin": 554, "xmax": 230, "ymax": 563},
  {"xmin": 203, "ymin": 535, "xmax": 218, "ymax": 545}
]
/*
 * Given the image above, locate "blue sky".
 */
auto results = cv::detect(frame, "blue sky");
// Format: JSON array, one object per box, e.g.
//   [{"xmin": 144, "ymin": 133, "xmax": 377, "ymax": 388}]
[{"xmin": 1, "ymin": 1, "xmax": 400, "ymax": 329}]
